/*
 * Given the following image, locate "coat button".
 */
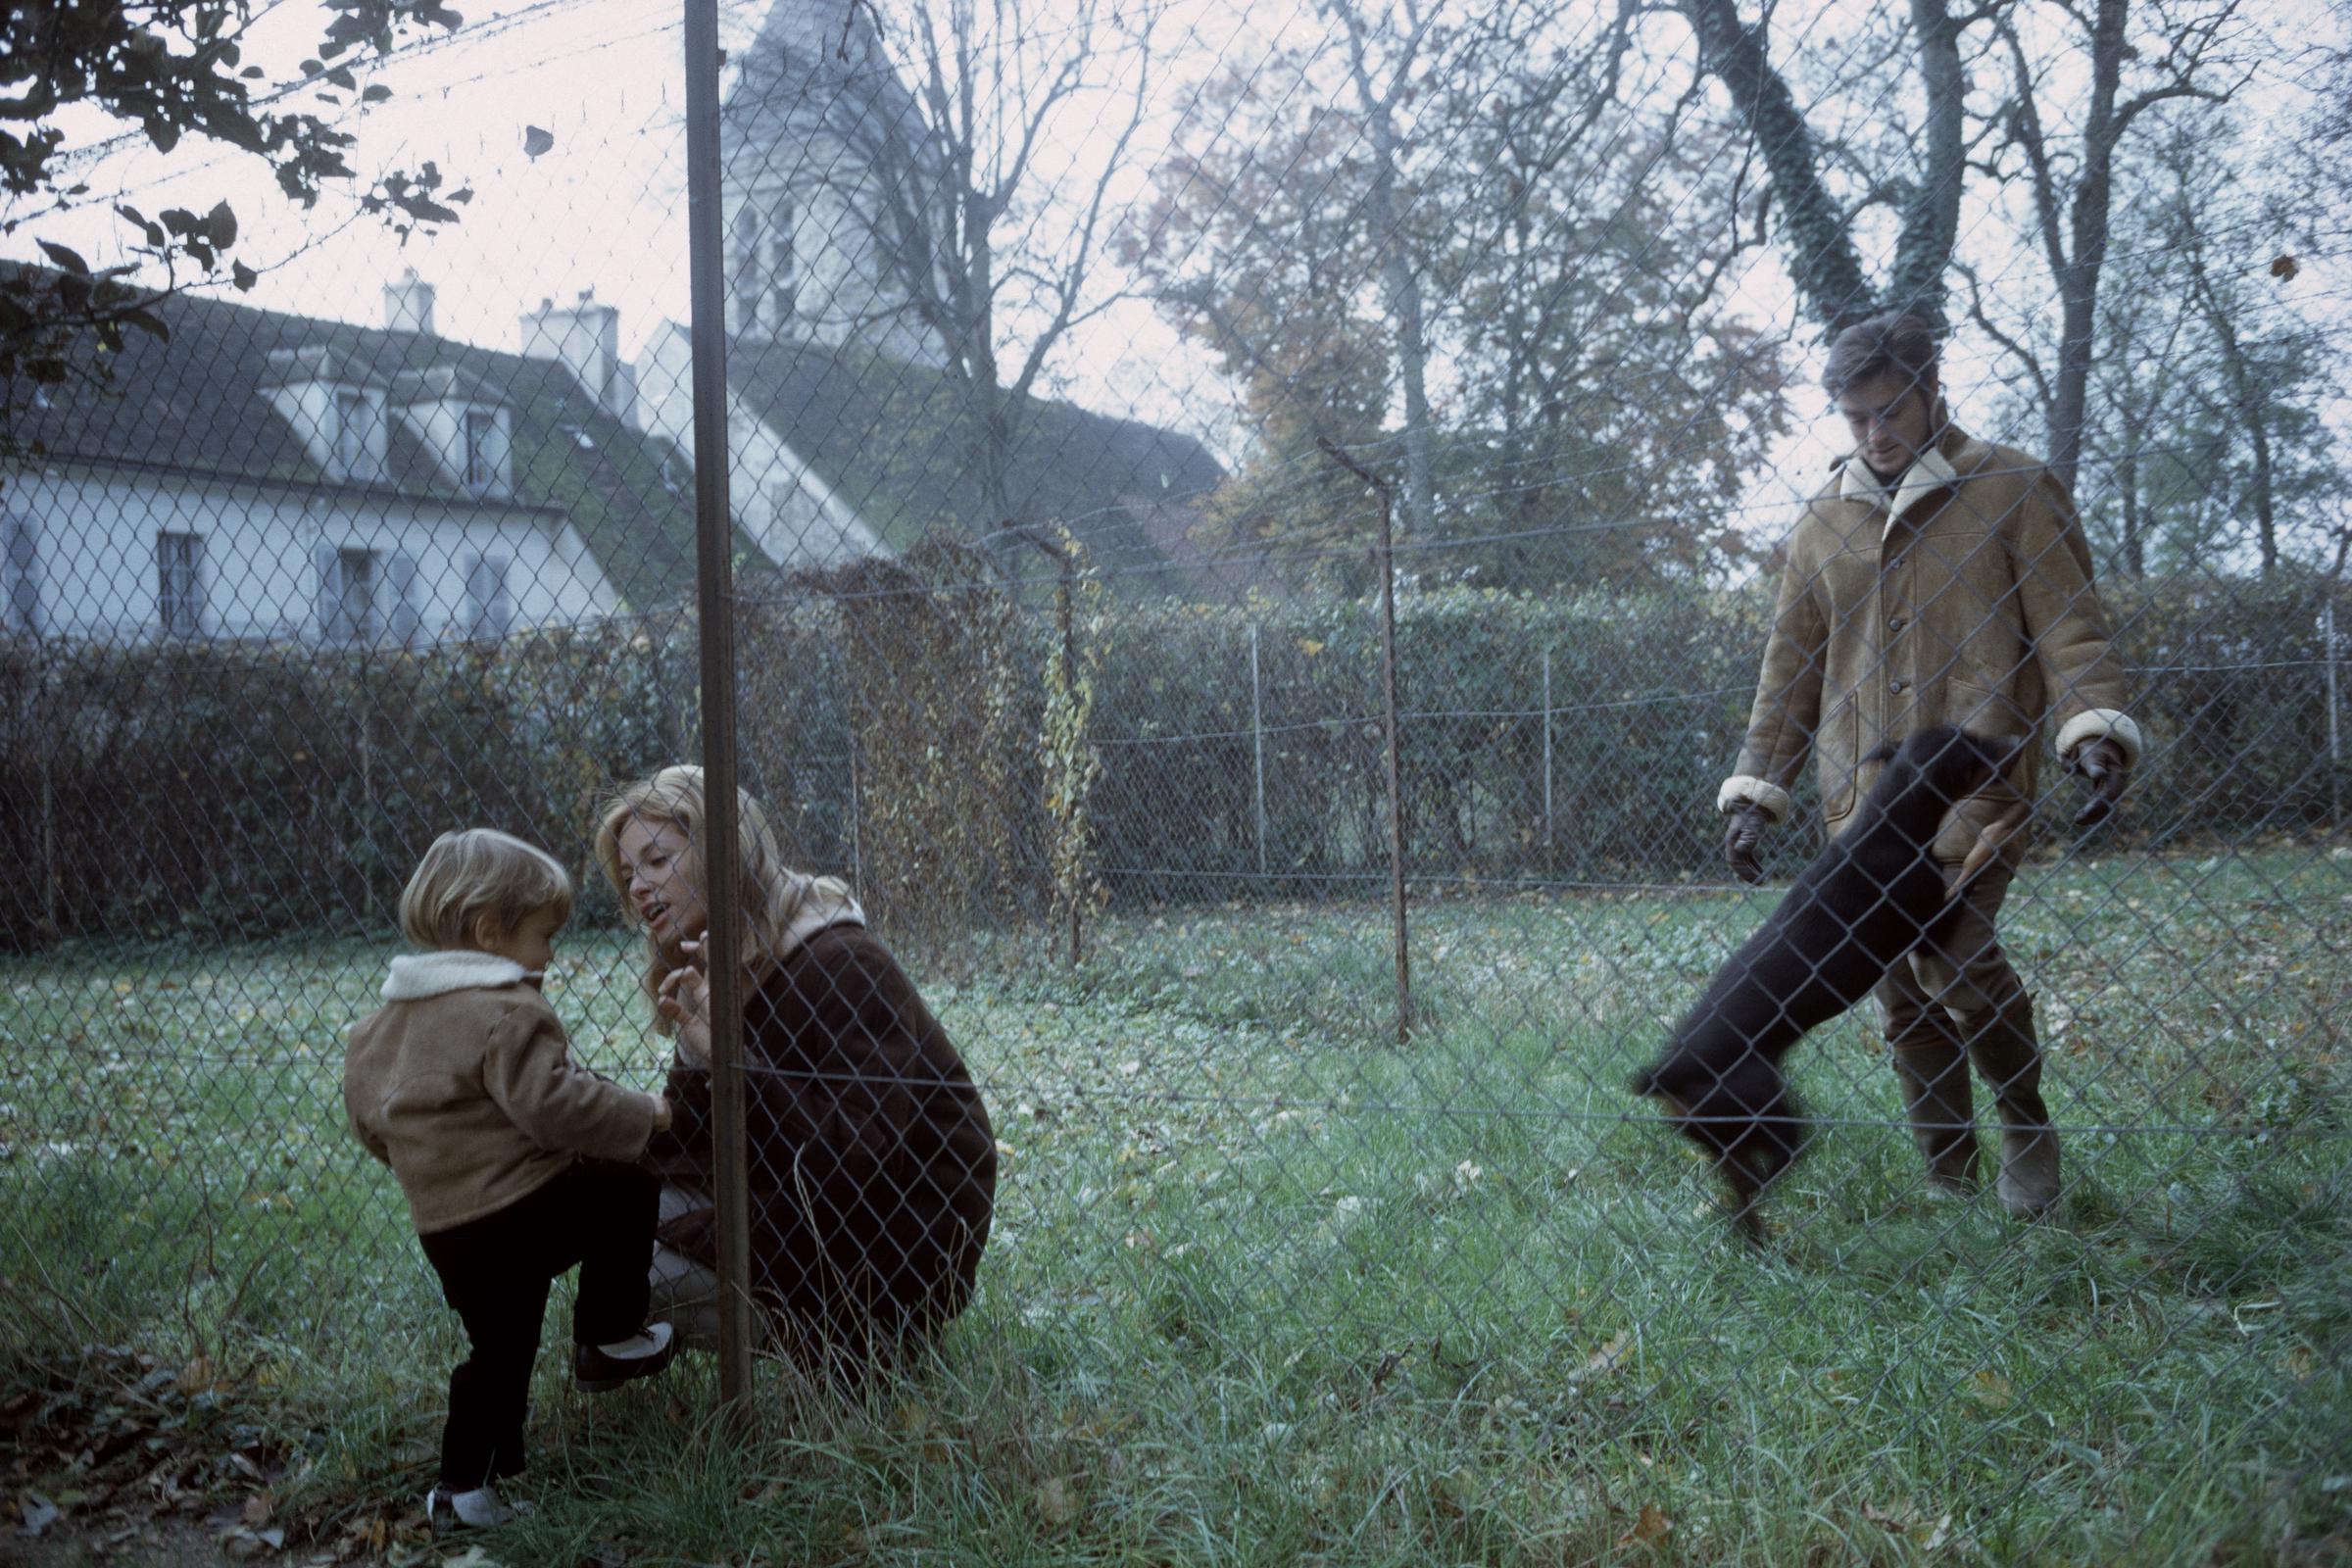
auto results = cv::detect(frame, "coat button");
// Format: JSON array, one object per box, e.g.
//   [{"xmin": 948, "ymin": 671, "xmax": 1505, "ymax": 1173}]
[
  {"xmin": 1889, "ymin": 679, "xmax": 1906, "ymax": 694},
  {"xmin": 1888, "ymin": 616, "xmax": 1905, "ymax": 631}
]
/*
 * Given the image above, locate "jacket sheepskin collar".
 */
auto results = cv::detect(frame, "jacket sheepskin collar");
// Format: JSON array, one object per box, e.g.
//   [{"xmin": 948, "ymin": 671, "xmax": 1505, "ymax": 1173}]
[
  {"xmin": 1838, "ymin": 432, "xmax": 1964, "ymax": 534},
  {"xmin": 381, "ymin": 951, "xmax": 534, "ymax": 1001}
]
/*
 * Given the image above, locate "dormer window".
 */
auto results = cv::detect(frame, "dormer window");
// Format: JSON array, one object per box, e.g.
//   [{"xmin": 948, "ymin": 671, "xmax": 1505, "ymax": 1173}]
[
  {"xmin": 334, "ymin": 389, "xmax": 373, "ymax": 480},
  {"xmin": 449, "ymin": 404, "xmax": 509, "ymax": 498},
  {"xmin": 386, "ymin": 369, "xmax": 509, "ymax": 497},
  {"xmin": 262, "ymin": 347, "xmax": 387, "ymax": 482},
  {"xmin": 465, "ymin": 410, "xmax": 496, "ymax": 490}
]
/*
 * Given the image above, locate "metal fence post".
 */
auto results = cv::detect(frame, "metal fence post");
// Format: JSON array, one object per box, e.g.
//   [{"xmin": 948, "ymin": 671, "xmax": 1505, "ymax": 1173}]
[
  {"xmin": 1316, "ymin": 436, "xmax": 1411, "ymax": 1046},
  {"xmin": 1250, "ymin": 621, "xmax": 1267, "ymax": 877},
  {"xmin": 683, "ymin": 0, "xmax": 755, "ymax": 1409},
  {"xmin": 36, "ymin": 648, "xmax": 58, "ymax": 939},
  {"xmin": 2327, "ymin": 593, "xmax": 2342, "ymax": 829},
  {"xmin": 1542, "ymin": 645, "xmax": 1554, "ymax": 865}
]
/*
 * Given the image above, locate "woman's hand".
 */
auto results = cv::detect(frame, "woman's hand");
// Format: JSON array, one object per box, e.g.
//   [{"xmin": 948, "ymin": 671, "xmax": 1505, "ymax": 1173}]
[{"xmin": 658, "ymin": 939, "xmax": 714, "ymax": 1067}]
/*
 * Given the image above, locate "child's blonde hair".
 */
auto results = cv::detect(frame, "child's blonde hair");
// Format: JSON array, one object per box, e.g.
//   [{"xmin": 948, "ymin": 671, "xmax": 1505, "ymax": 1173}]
[{"xmin": 399, "ymin": 828, "xmax": 574, "ymax": 951}]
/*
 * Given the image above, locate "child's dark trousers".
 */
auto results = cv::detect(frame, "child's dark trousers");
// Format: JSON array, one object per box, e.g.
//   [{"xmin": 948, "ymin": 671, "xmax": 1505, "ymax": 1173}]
[{"xmin": 418, "ymin": 1158, "xmax": 659, "ymax": 1490}]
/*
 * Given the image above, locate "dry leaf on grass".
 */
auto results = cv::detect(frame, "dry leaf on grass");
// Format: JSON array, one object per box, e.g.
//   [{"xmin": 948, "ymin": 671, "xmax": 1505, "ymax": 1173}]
[
  {"xmin": 1970, "ymin": 1370, "xmax": 2015, "ymax": 1409},
  {"xmin": 1617, "ymin": 1502, "xmax": 1671, "ymax": 1545},
  {"xmin": 20, "ymin": 1492, "xmax": 62, "ymax": 1537},
  {"xmin": 1037, "ymin": 1475, "xmax": 1079, "ymax": 1528}
]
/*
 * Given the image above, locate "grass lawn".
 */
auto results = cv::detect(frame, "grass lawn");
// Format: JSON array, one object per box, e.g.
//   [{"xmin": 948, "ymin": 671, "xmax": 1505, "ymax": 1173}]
[{"xmin": 3, "ymin": 846, "xmax": 2348, "ymax": 1565}]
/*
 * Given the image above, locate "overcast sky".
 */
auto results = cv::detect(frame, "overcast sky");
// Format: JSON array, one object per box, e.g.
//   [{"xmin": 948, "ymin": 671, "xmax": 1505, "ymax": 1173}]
[{"xmin": 14, "ymin": 0, "xmax": 2343, "ymax": 565}]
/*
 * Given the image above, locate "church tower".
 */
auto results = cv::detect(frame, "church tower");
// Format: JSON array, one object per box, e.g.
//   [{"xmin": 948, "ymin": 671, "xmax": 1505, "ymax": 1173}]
[{"xmin": 719, "ymin": 0, "xmax": 947, "ymax": 368}]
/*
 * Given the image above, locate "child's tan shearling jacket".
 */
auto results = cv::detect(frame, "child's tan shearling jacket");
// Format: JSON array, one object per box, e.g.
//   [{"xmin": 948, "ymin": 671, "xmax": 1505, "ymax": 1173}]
[{"xmin": 344, "ymin": 953, "xmax": 661, "ymax": 1234}]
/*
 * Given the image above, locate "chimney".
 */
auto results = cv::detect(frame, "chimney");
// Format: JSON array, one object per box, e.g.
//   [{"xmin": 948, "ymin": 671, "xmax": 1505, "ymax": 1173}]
[
  {"xmin": 383, "ymin": 268, "xmax": 436, "ymax": 336},
  {"xmin": 519, "ymin": 288, "xmax": 636, "ymax": 431}
]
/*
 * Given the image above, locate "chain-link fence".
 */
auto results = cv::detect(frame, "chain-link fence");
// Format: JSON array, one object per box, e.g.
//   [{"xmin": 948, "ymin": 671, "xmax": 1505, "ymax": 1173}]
[{"xmin": 4, "ymin": 0, "xmax": 2349, "ymax": 1561}]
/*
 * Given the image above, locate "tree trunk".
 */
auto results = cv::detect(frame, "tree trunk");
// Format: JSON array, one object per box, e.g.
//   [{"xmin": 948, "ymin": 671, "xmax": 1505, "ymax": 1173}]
[
  {"xmin": 2195, "ymin": 265, "xmax": 2278, "ymax": 574},
  {"xmin": 1885, "ymin": 0, "xmax": 1967, "ymax": 325},
  {"xmin": 2117, "ymin": 443, "xmax": 2145, "ymax": 579},
  {"xmin": 1335, "ymin": 1, "xmax": 1438, "ymax": 539},
  {"xmin": 1679, "ymin": 0, "xmax": 1876, "ymax": 330},
  {"xmin": 2049, "ymin": 280, "xmax": 2099, "ymax": 497}
]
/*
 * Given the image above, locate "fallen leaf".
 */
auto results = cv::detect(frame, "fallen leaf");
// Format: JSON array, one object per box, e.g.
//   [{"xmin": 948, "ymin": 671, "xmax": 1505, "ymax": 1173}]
[
  {"xmin": 1037, "ymin": 1475, "xmax": 1078, "ymax": 1528},
  {"xmin": 2271, "ymin": 253, "xmax": 2298, "ymax": 280},
  {"xmin": 1586, "ymin": 1332, "xmax": 1632, "ymax": 1376},
  {"xmin": 1971, "ymin": 1369, "xmax": 2015, "ymax": 1409},
  {"xmin": 1617, "ymin": 1502, "xmax": 1671, "ymax": 1544},
  {"xmin": 20, "ymin": 1493, "xmax": 61, "ymax": 1537}
]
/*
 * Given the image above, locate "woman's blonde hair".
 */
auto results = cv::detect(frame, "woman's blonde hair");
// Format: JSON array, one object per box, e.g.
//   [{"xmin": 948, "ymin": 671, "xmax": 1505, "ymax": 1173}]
[
  {"xmin": 398, "ymin": 828, "xmax": 573, "ymax": 951},
  {"xmin": 594, "ymin": 765, "xmax": 852, "ymax": 1027}
]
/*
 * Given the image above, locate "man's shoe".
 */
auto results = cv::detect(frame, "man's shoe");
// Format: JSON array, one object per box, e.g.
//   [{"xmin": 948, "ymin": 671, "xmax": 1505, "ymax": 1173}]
[{"xmin": 573, "ymin": 1320, "xmax": 677, "ymax": 1393}]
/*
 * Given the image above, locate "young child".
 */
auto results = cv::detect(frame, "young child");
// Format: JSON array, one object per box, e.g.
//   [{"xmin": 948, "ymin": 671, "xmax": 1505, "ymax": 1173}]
[{"xmin": 344, "ymin": 828, "xmax": 678, "ymax": 1535}]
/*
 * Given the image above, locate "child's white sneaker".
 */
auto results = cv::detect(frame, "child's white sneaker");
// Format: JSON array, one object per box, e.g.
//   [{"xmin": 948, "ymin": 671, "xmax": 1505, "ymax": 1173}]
[
  {"xmin": 572, "ymin": 1319, "xmax": 677, "ymax": 1393},
  {"xmin": 425, "ymin": 1483, "xmax": 531, "ymax": 1536}
]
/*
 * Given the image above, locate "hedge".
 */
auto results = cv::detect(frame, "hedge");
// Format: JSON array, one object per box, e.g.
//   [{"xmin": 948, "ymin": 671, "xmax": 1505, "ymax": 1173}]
[{"xmin": 3, "ymin": 573, "xmax": 2344, "ymax": 949}]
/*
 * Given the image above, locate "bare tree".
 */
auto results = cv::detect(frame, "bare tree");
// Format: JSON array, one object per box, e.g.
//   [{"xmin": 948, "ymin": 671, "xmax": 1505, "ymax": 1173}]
[
  {"xmin": 1981, "ymin": 0, "xmax": 2254, "ymax": 492},
  {"xmin": 1651, "ymin": 0, "xmax": 2262, "ymax": 508},
  {"xmin": 1665, "ymin": 0, "xmax": 1981, "ymax": 331},
  {"xmin": 813, "ymin": 0, "xmax": 1155, "ymax": 532}
]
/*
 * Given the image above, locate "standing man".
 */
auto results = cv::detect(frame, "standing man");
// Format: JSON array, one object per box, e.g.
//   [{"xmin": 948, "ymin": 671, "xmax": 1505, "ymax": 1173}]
[{"xmin": 1717, "ymin": 312, "xmax": 2140, "ymax": 1217}]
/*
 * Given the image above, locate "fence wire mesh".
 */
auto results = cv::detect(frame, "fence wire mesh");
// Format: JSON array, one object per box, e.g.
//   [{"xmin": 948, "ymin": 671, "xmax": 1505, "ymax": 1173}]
[{"xmin": 3, "ymin": 0, "xmax": 2350, "ymax": 1561}]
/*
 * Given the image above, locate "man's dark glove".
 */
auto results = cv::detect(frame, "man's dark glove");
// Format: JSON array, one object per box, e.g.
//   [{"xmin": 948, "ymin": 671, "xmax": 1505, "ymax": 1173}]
[
  {"xmin": 1723, "ymin": 802, "xmax": 1771, "ymax": 884},
  {"xmin": 2066, "ymin": 736, "xmax": 2131, "ymax": 828}
]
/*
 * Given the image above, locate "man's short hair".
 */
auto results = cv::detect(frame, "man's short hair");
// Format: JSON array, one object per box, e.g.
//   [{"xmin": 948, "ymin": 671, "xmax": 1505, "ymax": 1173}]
[
  {"xmin": 1823, "ymin": 312, "xmax": 1941, "ymax": 396},
  {"xmin": 398, "ymin": 828, "xmax": 573, "ymax": 950}
]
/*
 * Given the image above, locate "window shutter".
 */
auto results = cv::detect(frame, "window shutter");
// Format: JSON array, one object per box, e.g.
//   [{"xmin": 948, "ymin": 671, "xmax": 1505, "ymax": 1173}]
[
  {"xmin": 3, "ymin": 513, "xmax": 38, "ymax": 635},
  {"xmin": 387, "ymin": 551, "xmax": 420, "ymax": 647},
  {"xmin": 314, "ymin": 541, "xmax": 341, "ymax": 643}
]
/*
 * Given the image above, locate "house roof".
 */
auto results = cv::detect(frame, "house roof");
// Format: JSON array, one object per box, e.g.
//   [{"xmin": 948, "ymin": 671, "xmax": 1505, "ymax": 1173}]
[
  {"xmin": 6, "ymin": 270, "xmax": 760, "ymax": 611},
  {"xmin": 720, "ymin": 332, "xmax": 1228, "ymax": 591}
]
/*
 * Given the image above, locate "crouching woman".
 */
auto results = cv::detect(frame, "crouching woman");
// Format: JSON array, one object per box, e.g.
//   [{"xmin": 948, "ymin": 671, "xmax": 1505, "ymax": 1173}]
[{"xmin": 595, "ymin": 765, "xmax": 996, "ymax": 1383}]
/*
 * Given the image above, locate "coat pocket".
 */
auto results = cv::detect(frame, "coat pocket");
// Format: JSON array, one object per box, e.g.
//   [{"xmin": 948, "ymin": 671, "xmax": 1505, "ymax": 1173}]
[
  {"xmin": 1945, "ymin": 677, "xmax": 2028, "ymax": 742},
  {"xmin": 1935, "ymin": 680, "xmax": 2032, "ymax": 866},
  {"xmin": 1821, "ymin": 692, "xmax": 1861, "ymax": 824}
]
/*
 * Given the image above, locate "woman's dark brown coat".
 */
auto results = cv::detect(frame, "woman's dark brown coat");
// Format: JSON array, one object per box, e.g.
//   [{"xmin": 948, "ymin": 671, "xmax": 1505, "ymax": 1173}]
[{"xmin": 641, "ymin": 923, "xmax": 995, "ymax": 1371}]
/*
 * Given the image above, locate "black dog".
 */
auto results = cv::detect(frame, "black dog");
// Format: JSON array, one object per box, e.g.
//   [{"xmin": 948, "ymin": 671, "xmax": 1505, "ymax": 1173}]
[{"xmin": 1633, "ymin": 726, "xmax": 2021, "ymax": 1238}]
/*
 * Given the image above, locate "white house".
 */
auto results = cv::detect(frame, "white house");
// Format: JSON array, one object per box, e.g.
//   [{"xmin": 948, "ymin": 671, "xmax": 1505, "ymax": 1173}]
[
  {"xmin": 0, "ymin": 0, "xmax": 1232, "ymax": 640},
  {"xmin": 1, "ymin": 270, "xmax": 707, "ymax": 646}
]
